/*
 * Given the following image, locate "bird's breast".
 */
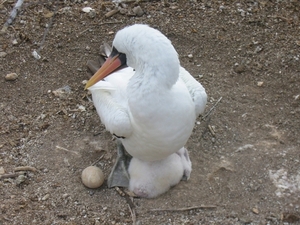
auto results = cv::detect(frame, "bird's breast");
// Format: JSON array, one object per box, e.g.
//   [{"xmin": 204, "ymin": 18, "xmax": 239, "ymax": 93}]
[{"xmin": 123, "ymin": 84, "xmax": 196, "ymax": 161}]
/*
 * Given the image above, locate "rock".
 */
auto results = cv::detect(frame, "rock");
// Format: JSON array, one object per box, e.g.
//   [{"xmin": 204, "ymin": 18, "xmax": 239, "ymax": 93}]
[
  {"xmin": 252, "ymin": 207, "xmax": 259, "ymax": 214},
  {"xmin": 41, "ymin": 193, "xmax": 50, "ymax": 201},
  {"xmin": 52, "ymin": 85, "xmax": 72, "ymax": 98},
  {"xmin": 132, "ymin": 6, "xmax": 144, "ymax": 17},
  {"xmin": 188, "ymin": 54, "xmax": 193, "ymax": 58},
  {"xmin": 32, "ymin": 50, "xmax": 41, "ymax": 60},
  {"xmin": 82, "ymin": 7, "xmax": 93, "ymax": 13},
  {"xmin": 5, "ymin": 73, "xmax": 18, "ymax": 81},
  {"xmin": 88, "ymin": 10, "xmax": 96, "ymax": 18},
  {"xmin": 254, "ymin": 46, "xmax": 263, "ymax": 53},
  {"xmin": 12, "ymin": 39, "xmax": 18, "ymax": 45},
  {"xmin": 0, "ymin": 167, "xmax": 5, "ymax": 175},
  {"xmin": 0, "ymin": 52, "xmax": 7, "ymax": 58},
  {"xmin": 62, "ymin": 193, "xmax": 69, "ymax": 198},
  {"xmin": 119, "ymin": 8, "xmax": 127, "ymax": 15},
  {"xmin": 257, "ymin": 81, "xmax": 264, "ymax": 86},
  {"xmin": 234, "ymin": 64, "xmax": 246, "ymax": 73},
  {"xmin": 77, "ymin": 105, "xmax": 86, "ymax": 112},
  {"xmin": 82, "ymin": 7, "xmax": 96, "ymax": 18},
  {"xmin": 16, "ymin": 174, "xmax": 26, "ymax": 185},
  {"xmin": 81, "ymin": 166, "xmax": 104, "ymax": 189}
]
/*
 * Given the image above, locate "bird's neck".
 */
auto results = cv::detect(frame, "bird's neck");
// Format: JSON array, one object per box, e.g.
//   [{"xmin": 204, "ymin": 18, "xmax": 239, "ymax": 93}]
[{"xmin": 127, "ymin": 65, "xmax": 177, "ymax": 97}]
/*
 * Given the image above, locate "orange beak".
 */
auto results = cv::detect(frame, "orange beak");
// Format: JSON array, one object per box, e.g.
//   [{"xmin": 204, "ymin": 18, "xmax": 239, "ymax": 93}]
[
  {"xmin": 85, "ymin": 54, "xmax": 123, "ymax": 90},
  {"xmin": 85, "ymin": 46, "xmax": 127, "ymax": 90}
]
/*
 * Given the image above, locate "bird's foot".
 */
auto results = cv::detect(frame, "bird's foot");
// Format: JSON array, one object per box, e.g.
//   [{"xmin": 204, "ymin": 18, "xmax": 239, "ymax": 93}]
[
  {"xmin": 107, "ymin": 140, "xmax": 132, "ymax": 188},
  {"xmin": 176, "ymin": 147, "xmax": 192, "ymax": 181}
]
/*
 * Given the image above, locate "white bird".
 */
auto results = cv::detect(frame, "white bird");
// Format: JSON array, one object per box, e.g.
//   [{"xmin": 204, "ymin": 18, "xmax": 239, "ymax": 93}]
[
  {"xmin": 128, "ymin": 147, "xmax": 192, "ymax": 198},
  {"xmin": 85, "ymin": 24, "xmax": 207, "ymax": 189}
]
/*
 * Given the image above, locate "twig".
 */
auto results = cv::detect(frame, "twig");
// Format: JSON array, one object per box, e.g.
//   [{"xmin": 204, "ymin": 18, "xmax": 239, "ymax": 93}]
[
  {"xmin": 114, "ymin": 186, "xmax": 125, "ymax": 196},
  {"xmin": 0, "ymin": 172, "xmax": 25, "ymax": 179},
  {"xmin": 1, "ymin": 0, "xmax": 24, "ymax": 32},
  {"xmin": 114, "ymin": 0, "xmax": 148, "ymax": 2},
  {"xmin": 14, "ymin": 166, "xmax": 37, "ymax": 172},
  {"xmin": 126, "ymin": 196, "xmax": 136, "ymax": 225},
  {"xmin": 150, "ymin": 205, "xmax": 217, "ymax": 212},
  {"xmin": 202, "ymin": 97, "xmax": 222, "ymax": 120},
  {"xmin": 208, "ymin": 125, "xmax": 215, "ymax": 137},
  {"xmin": 91, "ymin": 154, "xmax": 104, "ymax": 166},
  {"xmin": 36, "ymin": 6, "xmax": 57, "ymax": 54},
  {"xmin": 56, "ymin": 145, "xmax": 80, "ymax": 156},
  {"xmin": 104, "ymin": 9, "xmax": 119, "ymax": 18},
  {"xmin": 0, "ymin": 0, "xmax": 8, "ymax": 6}
]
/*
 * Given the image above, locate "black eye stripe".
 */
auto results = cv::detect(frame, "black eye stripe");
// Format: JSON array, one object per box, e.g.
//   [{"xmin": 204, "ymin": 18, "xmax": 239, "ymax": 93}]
[{"xmin": 110, "ymin": 47, "xmax": 120, "ymax": 57}]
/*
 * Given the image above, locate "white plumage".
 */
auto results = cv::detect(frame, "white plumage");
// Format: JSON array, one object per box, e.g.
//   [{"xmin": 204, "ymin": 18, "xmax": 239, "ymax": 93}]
[
  {"xmin": 128, "ymin": 147, "xmax": 191, "ymax": 198},
  {"xmin": 87, "ymin": 24, "xmax": 207, "ymax": 162}
]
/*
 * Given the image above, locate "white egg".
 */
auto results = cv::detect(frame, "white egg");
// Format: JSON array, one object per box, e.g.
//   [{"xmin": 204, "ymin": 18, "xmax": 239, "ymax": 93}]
[{"xmin": 81, "ymin": 166, "xmax": 104, "ymax": 188}]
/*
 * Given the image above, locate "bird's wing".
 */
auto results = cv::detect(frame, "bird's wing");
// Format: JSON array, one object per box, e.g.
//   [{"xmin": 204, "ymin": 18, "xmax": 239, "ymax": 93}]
[
  {"xmin": 179, "ymin": 67, "xmax": 207, "ymax": 117},
  {"xmin": 88, "ymin": 67, "xmax": 135, "ymax": 137}
]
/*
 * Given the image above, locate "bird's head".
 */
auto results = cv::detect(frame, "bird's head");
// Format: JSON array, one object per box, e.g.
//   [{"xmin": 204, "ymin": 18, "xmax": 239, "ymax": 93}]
[{"xmin": 85, "ymin": 24, "xmax": 179, "ymax": 90}]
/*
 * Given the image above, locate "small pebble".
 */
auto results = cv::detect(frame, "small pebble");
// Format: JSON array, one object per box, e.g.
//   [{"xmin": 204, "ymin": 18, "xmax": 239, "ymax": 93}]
[
  {"xmin": 42, "ymin": 193, "xmax": 50, "ymax": 201},
  {"xmin": 32, "ymin": 50, "xmax": 41, "ymax": 60},
  {"xmin": 257, "ymin": 81, "xmax": 263, "ymax": 87},
  {"xmin": 94, "ymin": 220, "xmax": 101, "ymax": 225},
  {"xmin": 52, "ymin": 85, "xmax": 72, "ymax": 98},
  {"xmin": 254, "ymin": 46, "xmax": 263, "ymax": 53},
  {"xmin": 12, "ymin": 39, "xmax": 18, "ymax": 45},
  {"xmin": 78, "ymin": 105, "xmax": 86, "ymax": 112},
  {"xmin": 132, "ymin": 6, "xmax": 144, "ymax": 17},
  {"xmin": 5, "ymin": 73, "xmax": 18, "ymax": 81},
  {"xmin": 82, "ymin": 7, "xmax": 93, "ymax": 13},
  {"xmin": 0, "ymin": 167, "xmax": 5, "ymax": 175},
  {"xmin": 81, "ymin": 166, "xmax": 104, "ymax": 189},
  {"xmin": 234, "ymin": 64, "xmax": 246, "ymax": 73},
  {"xmin": 16, "ymin": 174, "xmax": 26, "ymax": 185},
  {"xmin": 188, "ymin": 54, "xmax": 193, "ymax": 58},
  {"xmin": 62, "ymin": 193, "xmax": 69, "ymax": 198},
  {"xmin": 252, "ymin": 207, "xmax": 259, "ymax": 214},
  {"xmin": 119, "ymin": 8, "xmax": 127, "ymax": 15},
  {"xmin": 0, "ymin": 52, "xmax": 7, "ymax": 58},
  {"xmin": 88, "ymin": 10, "xmax": 96, "ymax": 18}
]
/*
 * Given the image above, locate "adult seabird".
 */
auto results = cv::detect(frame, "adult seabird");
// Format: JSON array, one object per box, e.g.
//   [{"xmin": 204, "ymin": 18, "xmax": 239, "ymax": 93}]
[{"xmin": 85, "ymin": 24, "xmax": 207, "ymax": 188}]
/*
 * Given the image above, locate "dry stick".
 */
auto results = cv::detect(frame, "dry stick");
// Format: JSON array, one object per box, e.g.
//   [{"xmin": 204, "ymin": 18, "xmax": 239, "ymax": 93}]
[
  {"xmin": 125, "ymin": 196, "xmax": 136, "ymax": 225},
  {"xmin": 0, "ymin": 172, "xmax": 25, "ymax": 179},
  {"xmin": 36, "ymin": 6, "xmax": 56, "ymax": 54},
  {"xmin": 114, "ymin": 186, "xmax": 125, "ymax": 196},
  {"xmin": 56, "ymin": 145, "xmax": 80, "ymax": 156},
  {"xmin": 0, "ymin": 0, "xmax": 8, "ymax": 6},
  {"xmin": 208, "ymin": 125, "xmax": 215, "ymax": 137},
  {"xmin": 150, "ymin": 205, "xmax": 217, "ymax": 212},
  {"xmin": 202, "ymin": 97, "xmax": 223, "ymax": 120},
  {"xmin": 116, "ymin": 0, "xmax": 148, "ymax": 2},
  {"xmin": 1, "ymin": 0, "xmax": 24, "ymax": 32},
  {"xmin": 91, "ymin": 154, "xmax": 104, "ymax": 166},
  {"xmin": 14, "ymin": 166, "xmax": 37, "ymax": 172},
  {"xmin": 104, "ymin": 9, "xmax": 119, "ymax": 18}
]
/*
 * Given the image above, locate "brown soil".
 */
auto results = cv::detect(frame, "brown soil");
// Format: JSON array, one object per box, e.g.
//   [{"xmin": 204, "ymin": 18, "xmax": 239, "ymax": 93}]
[{"xmin": 1, "ymin": 1, "xmax": 300, "ymax": 224}]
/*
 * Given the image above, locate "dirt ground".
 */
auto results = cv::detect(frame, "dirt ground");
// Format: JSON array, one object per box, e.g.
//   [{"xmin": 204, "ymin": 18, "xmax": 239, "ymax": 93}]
[{"xmin": 0, "ymin": 0, "xmax": 300, "ymax": 224}]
